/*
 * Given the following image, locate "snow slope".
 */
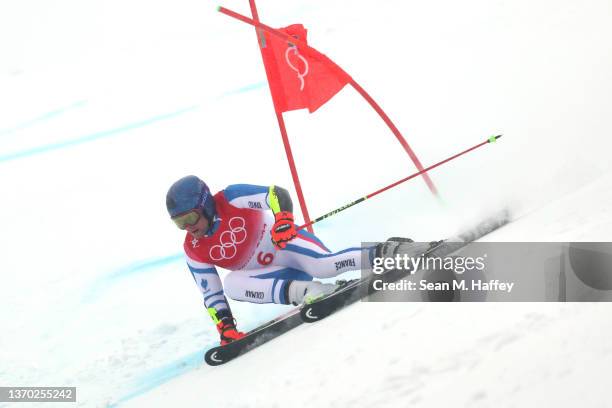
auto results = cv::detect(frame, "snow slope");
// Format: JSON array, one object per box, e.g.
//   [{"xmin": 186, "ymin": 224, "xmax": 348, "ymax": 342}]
[
  {"xmin": 122, "ymin": 171, "xmax": 612, "ymax": 408},
  {"xmin": 0, "ymin": 0, "xmax": 611, "ymax": 406}
]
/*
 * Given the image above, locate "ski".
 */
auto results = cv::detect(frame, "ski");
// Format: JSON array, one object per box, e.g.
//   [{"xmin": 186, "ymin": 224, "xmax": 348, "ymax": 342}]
[
  {"xmin": 204, "ymin": 306, "xmax": 304, "ymax": 366},
  {"xmin": 300, "ymin": 210, "xmax": 510, "ymax": 323}
]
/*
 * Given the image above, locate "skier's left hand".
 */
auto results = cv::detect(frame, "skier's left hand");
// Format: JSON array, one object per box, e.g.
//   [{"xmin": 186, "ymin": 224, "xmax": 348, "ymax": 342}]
[{"xmin": 271, "ymin": 211, "xmax": 297, "ymax": 249}]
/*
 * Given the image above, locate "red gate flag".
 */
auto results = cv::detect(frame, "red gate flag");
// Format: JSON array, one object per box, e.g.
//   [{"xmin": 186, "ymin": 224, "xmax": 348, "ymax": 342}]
[
  {"xmin": 220, "ymin": 5, "xmax": 440, "ymax": 198},
  {"xmin": 259, "ymin": 24, "xmax": 350, "ymax": 113}
]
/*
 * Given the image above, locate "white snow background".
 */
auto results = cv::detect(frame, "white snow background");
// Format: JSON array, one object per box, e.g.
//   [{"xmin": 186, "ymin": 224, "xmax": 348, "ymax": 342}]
[{"xmin": 0, "ymin": 0, "xmax": 611, "ymax": 406}]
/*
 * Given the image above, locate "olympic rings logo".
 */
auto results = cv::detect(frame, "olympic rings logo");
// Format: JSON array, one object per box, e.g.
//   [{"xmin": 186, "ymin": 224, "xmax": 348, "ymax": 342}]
[
  {"xmin": 285, "ymin": 45, "xmax": 309, "ymax": 91},
  {"xmin": 209, "ymin": 217, "xmax": 248, "ymax": 261}
]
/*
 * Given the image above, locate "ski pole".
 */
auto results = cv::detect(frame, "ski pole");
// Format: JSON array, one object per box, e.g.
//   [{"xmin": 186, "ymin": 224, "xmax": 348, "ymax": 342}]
[{"xmin": 297, "ymin": 135, "xmax": 502, "ymax": 231}]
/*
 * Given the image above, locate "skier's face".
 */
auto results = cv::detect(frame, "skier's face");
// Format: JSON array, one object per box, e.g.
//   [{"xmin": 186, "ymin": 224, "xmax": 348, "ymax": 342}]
[{"xmin": 184, "ymin": 210, "xmax": 209, "ymax": 238}]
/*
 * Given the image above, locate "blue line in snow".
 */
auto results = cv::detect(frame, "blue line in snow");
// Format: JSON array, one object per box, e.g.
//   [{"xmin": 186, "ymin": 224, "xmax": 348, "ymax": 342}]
[
  {"xmin": 0, "ymin": 105, "xmax": 198, "ymax": 164},
  {"xmin": 105, "ymin": 253, "xmax": 184, "ymax": 280},
  {"xmin": 0, "ymin": 100, "xmax": 87, "ymax": 137},
  {"xmin": 109, "ymin": 349, "xmax": 205, "ymax": 407},
  {"xmin": 82, "ymin": 253, "xmax": 184, "ymax": 303},
  {"xmin": 108, "ymin": 307, "xmax": 291, "ymax": 406},
  {"xmin": 0, "ymin": 81, "xmax": 266, "ymax": 165},
  {"xmin": 221, "ymin": 81, "xmax": 267, "ymax": 97}
]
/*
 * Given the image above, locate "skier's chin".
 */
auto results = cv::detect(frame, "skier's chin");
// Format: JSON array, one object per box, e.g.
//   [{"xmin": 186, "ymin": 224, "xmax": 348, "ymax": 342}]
[{"xmin": 191, "ymin": 229, "xmax": 203, "ymax": 238}]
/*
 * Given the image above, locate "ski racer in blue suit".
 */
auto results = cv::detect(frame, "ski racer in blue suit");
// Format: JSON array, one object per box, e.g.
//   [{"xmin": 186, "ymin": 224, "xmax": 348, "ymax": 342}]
[{"xmin": 166, "ymin": 175, "xmax": 375, "ymax": 345}]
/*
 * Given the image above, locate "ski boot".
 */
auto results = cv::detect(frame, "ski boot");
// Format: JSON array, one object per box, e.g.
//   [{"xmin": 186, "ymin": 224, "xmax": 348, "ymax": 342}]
[
  {"xmin": 211, "ymin": 309, "xmax": 246, "ymax": 346},
  {"xmin": 287, "ymin": 280, "xmax": 339, "ymax": 305},
  {"xmin": 375, "ymin": 237, "xmax": 415, "ymax": 258},
  {"xmin": 217, "ymin": 319, "xmax": 246, "ymax": 346}
]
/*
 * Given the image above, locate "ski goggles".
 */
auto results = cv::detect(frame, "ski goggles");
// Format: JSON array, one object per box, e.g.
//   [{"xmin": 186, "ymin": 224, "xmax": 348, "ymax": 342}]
[{"xmin": 171, "ymin": 210, "xmax": 201, "ymax": 230}]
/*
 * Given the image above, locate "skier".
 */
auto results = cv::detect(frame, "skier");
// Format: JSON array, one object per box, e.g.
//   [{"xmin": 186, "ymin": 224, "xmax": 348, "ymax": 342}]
[{"xmin": 166, "ymin": 175, "xmax": 376, "ymax": 345}]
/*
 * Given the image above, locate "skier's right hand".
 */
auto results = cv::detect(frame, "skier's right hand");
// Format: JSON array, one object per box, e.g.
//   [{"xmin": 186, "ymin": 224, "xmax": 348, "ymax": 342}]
[{"xmin": 271, "ymin": 211, "xmax": 297, "ymax": 249}]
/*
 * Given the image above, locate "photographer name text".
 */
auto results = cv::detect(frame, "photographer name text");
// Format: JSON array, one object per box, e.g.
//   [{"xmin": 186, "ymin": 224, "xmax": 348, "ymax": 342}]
[{"xmin": 372, "ymin": 279, "xmax": 514, "ymax": 293}]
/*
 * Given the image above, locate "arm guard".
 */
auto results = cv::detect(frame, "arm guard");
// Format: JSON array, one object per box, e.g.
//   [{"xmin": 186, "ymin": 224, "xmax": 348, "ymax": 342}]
[{"xmin": 268, "ymin": 185, "xmax": 293, "ymax": 214}]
